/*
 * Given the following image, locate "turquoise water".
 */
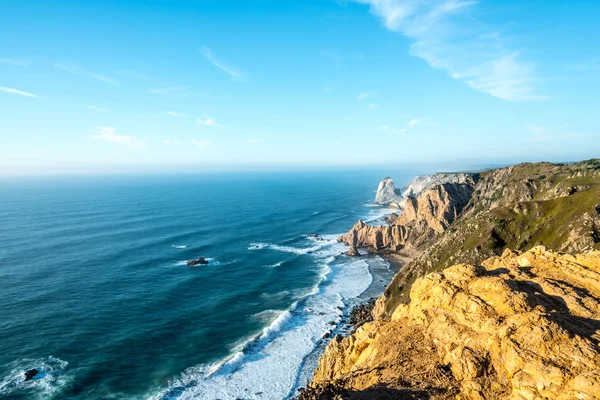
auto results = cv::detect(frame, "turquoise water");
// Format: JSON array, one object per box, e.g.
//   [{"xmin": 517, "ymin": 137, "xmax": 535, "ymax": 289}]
[{"xmin": 0, "ymin": 170, "xmax": 417, "ymax": 399}]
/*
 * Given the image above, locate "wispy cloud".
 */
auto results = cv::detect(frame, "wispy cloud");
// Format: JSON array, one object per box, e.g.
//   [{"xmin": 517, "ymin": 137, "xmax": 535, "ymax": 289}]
[
  {"xmin": 381, "ymin": 117, "xmax": 420, "ymax": 135},
  {"xmin": 0, "ymin": 58, "xmax": 30, "ymax": 66},
  {"xmin": 191, "ymin": 139, "xmax": 211, "ymax": 148},
  {"xmin": 368, "ymin": 103, "xmax": 380, "ymax": 109},
  {"xmin": 86, "ymin": 105, "xmax": 106, "ymax": 112},
  {"xmin": 0, "ymin": 86, "xmax": 40, "ymax": 98},
  {"xmin": 92, "ymin": 127, "xmax": 142, "ymax": 146},
  {"xmin": 357, "ymin": 91, "xmax": 374, "ymax": 101},
  {"xmin": 55, "ymin": 64, "xmax": 118, "ymax": 85},
  {"xmin": 197, "ymin": 117, "xmax": 222, "ymax": 128},
  {"xmin": 380, "ymin": 125, "xmax": 407, "ymax": 135},
  {"xmin": 200, "ymin": 46, "xmax": 244, "ymax": 80},
  {"xmin": 165, "ymin": 111, "xmax": 186, "ymax": 118},
  {"xmin": 149, "ymin": 86, "xmax": 187, "ymax": 96},
  {"xmin": 164, "ymin": 139, "xmax": 182, "ymax": 145},
  {"xmin": 353, "ymin": 0, "xmax": 543, "ymax": 101}
]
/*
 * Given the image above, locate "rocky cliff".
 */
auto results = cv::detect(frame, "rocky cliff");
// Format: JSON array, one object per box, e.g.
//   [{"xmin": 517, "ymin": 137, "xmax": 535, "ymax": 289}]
[
  {"xmin": 339, "ymin": 179, "xmax": 476, "ymax": 254},
  {"xmin": 309, "ymin": 247, "xmax": 600, "ymax": 400}
]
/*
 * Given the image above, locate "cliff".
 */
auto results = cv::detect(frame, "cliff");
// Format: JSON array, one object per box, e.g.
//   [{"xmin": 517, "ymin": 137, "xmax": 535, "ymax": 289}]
[
  {"xmin": 339, "ymin": 180, "xmax": 476, "ymax": 254},
  {"xmin": 347, "ymin": 160, "xmax": 600, "ymax": 317},
  {"xmin": 309, "ymin": 247, "xmax": 600, "ymax": 400}
]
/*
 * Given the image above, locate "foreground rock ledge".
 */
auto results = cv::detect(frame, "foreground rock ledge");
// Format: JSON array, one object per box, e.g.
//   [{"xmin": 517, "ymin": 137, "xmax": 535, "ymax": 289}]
[{"xmin": 311, "ymin": 246, "xmax": 600, "ymax": 400}]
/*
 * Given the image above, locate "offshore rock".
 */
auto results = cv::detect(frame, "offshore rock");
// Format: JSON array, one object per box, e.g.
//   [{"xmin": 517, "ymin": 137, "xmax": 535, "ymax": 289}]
[
  {"xmin": 373, "ymin": 177, "xmax": 402, "ymax": 206},
  {"xmin": 311, "ymin": 247, "xmax": 600, "ymax": 400}
]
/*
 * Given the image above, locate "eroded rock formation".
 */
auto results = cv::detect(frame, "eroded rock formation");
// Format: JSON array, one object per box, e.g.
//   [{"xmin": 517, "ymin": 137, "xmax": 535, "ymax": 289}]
[
  {"xmin": 339, "ymin": 180, "xmax": 475, "ymax": 254},
  {"xmin": 311, "ymin": 247, "xmax": 600, "ymax": 400}
]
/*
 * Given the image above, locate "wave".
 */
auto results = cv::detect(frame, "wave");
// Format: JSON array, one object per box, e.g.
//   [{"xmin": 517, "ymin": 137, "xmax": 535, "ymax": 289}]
[
  {"xmin": 150, "ymin": 242, "xmax": 373, "ymax": 400},
  {"xmin": 0, "ymin": 356, "xmax": 71, "ymax": 400},
  {"xmin": 171, "ymin": 245, "xmax": 187, "ymax": 249},
  {"xmin": 248, "ymin": 239, "xmax": 335, "ymax": 255}
]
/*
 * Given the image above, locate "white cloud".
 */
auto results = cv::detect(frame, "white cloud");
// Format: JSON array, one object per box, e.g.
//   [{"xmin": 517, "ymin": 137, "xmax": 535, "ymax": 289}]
[
  {"xmin": 368, "ymin": 103, "xmax": 380, "ymax": 109},
  {"xmin": 149, "ymin": 86, "xmax": 187, "ymax": 96},
  {"xmin": 357, "ymin": 91, "xmax": 374, "ymax": 101},
  {"xmin": 166, "ymin": 111, "xmax": 186, "ymax": 118},
  {"xmin": 0, "ymin": 86, "xmax": 40, "ymax": 98},
  {"xmin": 200, "ymin": 46, "xmax": 244, "ymax": 80},
  {"xmin": 164, "ymin": 139, "xmax": 182, "ymax": 145},
  {"xmin": 191, "ymin": 139, "xmax": 211, "ymax": 148},
  {"xmin": 0, "ymin": 58, "xmax": 30, "ymax": 66},
  {"xmin": 92, "ymin": 127, "xmax": 142, "ymax": 146},
  {"xmin": 353, "ymin": 0, "xmax": 543, "ymax": 101},
  {"xmin": 380, "ymin": 125, "xmax": 407, "ymax": 135},
  {"xmin": 197, "ymin": 117, "xmax": 222, "ymax": 128},
  {"xmin": 381, "ymin": 117, "xmax": 420, "ymax": 135},
  {"xmin": 55, "ymin": 64, "xmax": 118, "ymax": 85},
  {"xmin": 86, "ymin": 105, "xmax": 106, "ymax": 112}
]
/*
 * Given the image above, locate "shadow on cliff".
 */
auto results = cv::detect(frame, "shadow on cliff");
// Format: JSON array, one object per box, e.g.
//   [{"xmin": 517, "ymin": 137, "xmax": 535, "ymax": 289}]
[
  {"xmin": 296, "ymin": 382, "xmax": 456, "ymax": 400},
  {"xmin": 342, "ymin": 384, "xmax": 446, "ymax": 399}
]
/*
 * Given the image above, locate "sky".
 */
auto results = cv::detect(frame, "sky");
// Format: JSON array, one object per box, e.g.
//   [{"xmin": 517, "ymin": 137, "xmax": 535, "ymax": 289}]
[{"xmin": 1, "ymin": 0, "xmax": 599, "ymax": 174}]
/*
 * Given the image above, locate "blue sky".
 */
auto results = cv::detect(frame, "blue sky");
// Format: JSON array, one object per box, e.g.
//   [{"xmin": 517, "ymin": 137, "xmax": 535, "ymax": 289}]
[{"xmin": 1, "ymin": 0, "xmax": 599, "ymax": 174}]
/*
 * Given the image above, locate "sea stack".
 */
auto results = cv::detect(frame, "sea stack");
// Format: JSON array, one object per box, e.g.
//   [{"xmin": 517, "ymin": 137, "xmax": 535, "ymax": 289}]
[{"xmin": 373, "ymin": 177, "xmax": 403, "ymax": 208}]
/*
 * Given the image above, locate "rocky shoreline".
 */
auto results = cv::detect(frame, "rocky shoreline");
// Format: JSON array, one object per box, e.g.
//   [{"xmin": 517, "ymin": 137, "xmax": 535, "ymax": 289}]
[{"xmin": 299, "ymin": 159, "xmax": 600, "ymax": 400}]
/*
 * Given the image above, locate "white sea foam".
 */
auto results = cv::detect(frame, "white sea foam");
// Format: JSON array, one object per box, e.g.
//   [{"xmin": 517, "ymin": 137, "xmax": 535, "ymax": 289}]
[
  {"xmin": 150, "ymin": 239, "xmax": 373, "ymax": 400},
  {"xmin": 171, "ymin": 245, "xmax": 187, "ymax": 249},
  {"xmin": 0, "ymin": 356, "xmax": 72, "ymax": 400},
  {"xmin": 248, "ymin": 240, "xmax": 334, "ymax": 255}
]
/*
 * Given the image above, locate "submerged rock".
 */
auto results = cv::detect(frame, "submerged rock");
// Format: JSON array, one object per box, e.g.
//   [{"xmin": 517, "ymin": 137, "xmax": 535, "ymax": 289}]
[{"xmin": 187, "ymin": 257, "xmax": 208, "ymax": 266}]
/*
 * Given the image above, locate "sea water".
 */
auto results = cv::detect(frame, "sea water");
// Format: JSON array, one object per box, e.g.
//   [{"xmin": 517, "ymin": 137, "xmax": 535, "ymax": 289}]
[{"xmin": 0, "ymin": 169, "xmax": 418, "ymax": 399}]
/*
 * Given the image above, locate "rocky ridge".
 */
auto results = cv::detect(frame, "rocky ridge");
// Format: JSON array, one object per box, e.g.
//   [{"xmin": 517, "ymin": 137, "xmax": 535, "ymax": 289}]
[{"xmin": 310, "ymin": 247, "xmax": 600, "ymax": 399}]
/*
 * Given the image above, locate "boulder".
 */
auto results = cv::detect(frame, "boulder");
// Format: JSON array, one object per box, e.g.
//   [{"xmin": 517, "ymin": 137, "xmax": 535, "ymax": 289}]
[
  {"xmin": 187, "ymin": 257, "xmax": 209, "ymax": 266},
  {"xmin": 23, "ymin": 369, "xmax": 39, "ymax": 382}
]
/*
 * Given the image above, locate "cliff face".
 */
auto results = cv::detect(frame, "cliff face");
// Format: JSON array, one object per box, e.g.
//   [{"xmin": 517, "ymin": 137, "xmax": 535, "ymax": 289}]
[
  {"xmin": 311, "ymin": 247, "xmax": 600, "ymax": 400},
  {"xmin": 339, "ymin": 180, "xmax": 476, "ymax": 254}
]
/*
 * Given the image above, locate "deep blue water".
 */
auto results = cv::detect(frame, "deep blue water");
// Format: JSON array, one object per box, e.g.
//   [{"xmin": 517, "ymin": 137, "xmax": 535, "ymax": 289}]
[{"xmin": 0, "ymin": 170, "xmax": 418, "ymax": 400}]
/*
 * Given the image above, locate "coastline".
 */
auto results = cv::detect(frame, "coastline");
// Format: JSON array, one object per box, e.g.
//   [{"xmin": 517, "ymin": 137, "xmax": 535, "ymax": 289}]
[{"xmin": 291, "ymin": 250, "xmax": 405, "ymax": 398}]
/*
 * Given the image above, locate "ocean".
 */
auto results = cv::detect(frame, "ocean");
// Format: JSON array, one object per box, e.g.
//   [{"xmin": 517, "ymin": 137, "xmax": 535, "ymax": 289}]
[{"xmin": 0, "ymin": 169, "xmax": 419, "ymax": 400}]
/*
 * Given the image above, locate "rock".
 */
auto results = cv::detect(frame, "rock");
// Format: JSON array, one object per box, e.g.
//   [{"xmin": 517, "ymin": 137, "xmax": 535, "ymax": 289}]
[
  {"xmin": 311, "ymin": 247, "xmax": 600, "ymax": 400},
  {"xmin": 374, "ymin": 177, "xmax": 403, "ymax": 206},
  {"xmin": 23, "ymin": 369, "xmax": 39, "ymax": 382},
  {"xmin": 346, "ymin": 246, "xmax": 360, "ymax": 257},
  {"xmin": 384, "ymin": 213, "xmax": 398, "ymax": 224},
  {"xmin": 403, "ymin": 172, "xmax": 473, "ymax": 198},
  {"xmin": 339, "ymin": 181, "xmax": 474, "ymax": 253},
  {"xmin": 322, "ymin": 331, "xmax": 331, "ymax": 339},
  {"xmin": 187, "ymin": 257, "xmax": 209, "ymax": 266}
]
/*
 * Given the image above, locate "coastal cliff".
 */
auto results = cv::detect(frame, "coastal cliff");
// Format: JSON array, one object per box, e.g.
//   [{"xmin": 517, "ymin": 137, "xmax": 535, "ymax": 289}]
[
  {"xmin": 309, "ymin": 247, "xmax": 600, "ymax": 399},
  {"xmin": 304, "ymin": 160, "xmax": 600, "ymax": 399}
]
